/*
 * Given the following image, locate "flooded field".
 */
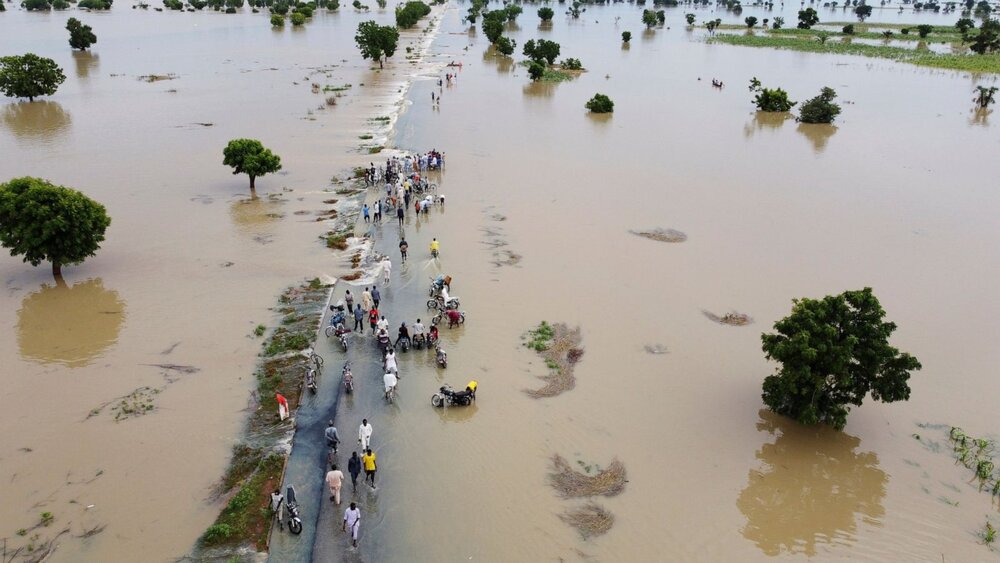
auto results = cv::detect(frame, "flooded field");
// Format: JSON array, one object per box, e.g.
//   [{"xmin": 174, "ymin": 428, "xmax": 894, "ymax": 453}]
[{"xmin": 2, "ymin": 1, "xmax": 1000, "ymax": 562}]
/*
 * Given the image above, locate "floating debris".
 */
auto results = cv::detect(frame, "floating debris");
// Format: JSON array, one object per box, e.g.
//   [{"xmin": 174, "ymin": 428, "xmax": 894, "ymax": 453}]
[
  {"xmin": 138, "ymin": 73, "xmax": 178, "ymax": 82},
  {"xmin": 629, "ymin": 228, "xmax": 688, "ymax": 243},
  {"xmin": 643, "ymin": 343, "xmax": 668, "ymax": 354},
  {"xmin": 702, "ymin": 310, "xmax": 753, "ymax": 326},
  {"xmin": 523, "ymin": 322, "xmax": 584, "ymax": 399},
  {"xmin": 549, "ymin": 454, "xmax": 627, "ymax": 498},
  {"xmin": 559, "ymin": 502, "xmax": 615, "ymax": 539}
]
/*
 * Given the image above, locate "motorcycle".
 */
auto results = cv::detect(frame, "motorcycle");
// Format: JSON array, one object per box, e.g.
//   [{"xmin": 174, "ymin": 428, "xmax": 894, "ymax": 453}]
[
  {"xmin": 432, "ymin": 310, "xmax": 465, "ymax": 327},
  {"xmin": 343, "ymin": 362, "xmax": 354, "ymax": 394},
  {"xmin": 426, "ymin": 295, "xmax": 460, "ymax": 310},
  {"xmin": 284, "ymin": 485, "xmax": 303, "ymax": 534},
  {"xmin": 428, "ymin": 275, "xmax": 452, "ymax": 297},
  {"xmin": 435, "ymin": 345, "xmax": 447, "ymax": 368},
  {"xmin": 431, "ymin": 248, "xmax": 439, "ymax": 259},
  {"xmin": 325, "ymin": 323, "xmax": 351, "ymax": 351},
  {"xmin": 431, "ymin": 381, "xmax": 477, "ymax": 407},
  {"xmin": 305, "ymin": 367, "xmax": 318, "ymax": 394},
  {"xmin": 396, "ymin": 336, "xmax": 410, "ymax": 353},
  {"xmin": 377, "ymin": 333, "xmax": 391, "ymax": 357},
  {"xmin": 412, "ymin": 333, "xmax": 427, "ymax": 350}
]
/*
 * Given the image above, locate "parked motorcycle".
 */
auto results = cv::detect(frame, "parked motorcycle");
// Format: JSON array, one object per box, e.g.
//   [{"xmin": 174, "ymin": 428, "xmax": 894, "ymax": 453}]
[
  {"xmin": 426, "ymin": 295, "xmax": 460, "ymax": 310},
  {"xmin": 343, "ymin": 362, "xmax": 354, "ymax": 394},
  {"xmin": 284, "ymin": 485, "xmax": 303, "ymax": 534},
  {"xmin": 305, "ymin": 367, "xmax": 318, "ymax": 394},
  {"xmin": 432, "ymin": 310, "xmax": 465, "ymax": 327},
  {"xmin": 431, "ymin": 381, "xmax": 478, "ymax": 407},
  {"xmin": 435, "ymin": 345, "xmax": 447, "ymax": 368}
]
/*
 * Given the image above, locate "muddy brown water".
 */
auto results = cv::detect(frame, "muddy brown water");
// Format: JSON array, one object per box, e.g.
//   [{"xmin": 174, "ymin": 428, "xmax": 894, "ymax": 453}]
[{"xmin": 2, "ymin": 2, "xmax": 1000, "ymax": 562}]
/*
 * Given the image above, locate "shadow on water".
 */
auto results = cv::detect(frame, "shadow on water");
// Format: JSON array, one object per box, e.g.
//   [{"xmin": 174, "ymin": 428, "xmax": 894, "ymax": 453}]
[
  {"xmin": 1, "ymin": 101, "xmax": 72, "ymax": 142},
  {"xmin": 481, "ymin": 47, "xmax": 514, "ymax": 75},
  {"xmin": 17, "ymin": 278, "xmax": 126, "ymax": 368},
  {"xmin": 968, "ymin": 108, "xmax": 991, "ymax": 127},
  {"xmin": 797, "ymin": 122, "xmax": 838, "ymax": 153},
  {"xmin": 230, "ymin": 194, "xmax": 285, "ymax": 238},
  {"xmin": 743, "ymin": 111, "xmax": 793, "ymax": 139},
  {"xmin": 73, "ymin": 51, "xmax": 100, "ymax": 79},
  {"xmin": 522, "ymin": 81, "xmax": 558, "ymax": 99},
  {"xmin": 736, "ymin": 410, "xmax": 887, "ymax": 556}
]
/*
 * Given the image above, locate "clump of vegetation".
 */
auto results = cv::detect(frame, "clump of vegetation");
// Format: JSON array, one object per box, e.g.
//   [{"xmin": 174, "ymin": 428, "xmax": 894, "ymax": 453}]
[
  {"xmin": 395, "ymin": 0, "xmax": 430, "ymax": 28},
  {"xmin": 584, "ymin": 93, "xmax": 614, "ymax": 113},
  {"xmin": 538, "ymin": 6, "xmax": 553, "ymax": 21},
  {"xmin": 549, "ymin": 455, "xmax": 627, "ymax": 498},
  {"xmin": 523, "ymin": 38, "xmax": 561, "ymax": 65},
  {"xmin": 200, "ymin": 452, "xmax": 284, "ymax": 548},
  {"xmin": 842, "ymin": 23, "xmax": 855, "ymax": 35},
  {"xmin": 355, "ymin": 21, "xmax": 400, "ymax": 69},
  {"xmin": 271, "ymin": 13, "xmax": 285, "ymax": 26},
  {"xmin": 290, "ymin": 11, "xmax": 306, "ymax": 25},
  {"xmin": 761, "ymin": 288, "xmax": 921, "ymax": 430},
  {"xmin": 975, "ymin": 85, "xmax": 997, "ymax": 108},
  {"xmin": 798, "ymin": 86, "xmax": 841, "ymax": 124},
  {"xmin": 703, "ymin": 310, "xmax": 753, "ymax": 326},
  {"xmin": 559, "ymin": 502, "xmax": 614, "ymax": 539},
  {"xmin": 797, "ymin": 7, "xmax": 818, "ymax": 29},
  {"xmin": 523, "ymin": 322, "xmax": 584, "ymax": 398},
  {"xmin": 253, "ymin": 324, "xmax": 266, "ymax": 337},
  {"xmin": 559, "ymin": 57, "xmax": 583, "ymax": 70},
  {"xmin": 527, "ymin": 61, "xmax": 545, "ymax": 81},
  {"xmin": 325, "ymin": 231, "xmax": 349, "ymax": 250},
  {"xmin": 984, "ymin": 520, "xmax": 997, "ymax": 546},
  {"xmin": 629, "ymin": 227, "xmax": 687, "ymax": 243},
  {"xmin": 749, "ymin": 77, "xmax": 796, "ymax": 112},
  {"xmin": 622, "ymin": 31, "xmax": 632, "ymax": 43},
  {"xmin": 496, "ymin": 36, "xmax": 516, "ymax": 56},
  {"xmin": 223, "ymin": 139, "xmax": 282, "ymax": 194},
  {"xmin": 263, "ymin": 329, "xmax": 311, "ymax": 356}
]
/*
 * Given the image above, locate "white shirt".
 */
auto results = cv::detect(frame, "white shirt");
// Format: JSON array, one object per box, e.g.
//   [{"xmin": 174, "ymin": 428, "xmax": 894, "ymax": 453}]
[
  {"xmin": 382, "ymin": 260, "xmax": 392, "ymax": 275},
  {"xmin": 440, "ymin": 287, "xmax": 450, "ymax": 304},
  {"xmin": 358, "ymin": 423, "xmax": 372, "ymax": 442},
  {"xmin": 383, "ymin": 372, "xmax": 397, "ymax": 392},
  {"xmin": 344, "ymin": 507, "xmax": 361, "ymax": 529},
  {"xmin": 413, "ymin": 322, "xmax": 425, "ymax": 335},
  {"xmin": 384, "ymin": 354, "xmax": 397, "ymax": 372},
  {"xmin": 377, "ymin": 318, "xmax": 389, "ymax": 332}
]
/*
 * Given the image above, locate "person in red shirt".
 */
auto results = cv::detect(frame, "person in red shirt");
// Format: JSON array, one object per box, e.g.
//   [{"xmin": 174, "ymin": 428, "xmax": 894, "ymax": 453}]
[
  {"xmin": 446, "ymin": 309, "xmax": 462, "ymax": 328},
  {"xmin": 368, "ymin": 308, "xmax": 379, "ymax": 335}
]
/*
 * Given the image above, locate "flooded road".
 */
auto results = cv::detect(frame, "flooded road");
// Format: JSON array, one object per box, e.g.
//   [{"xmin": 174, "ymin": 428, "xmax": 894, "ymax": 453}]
[{"xmin": 2, "ymin": 1, "xmax": 999, "ymax": 562}]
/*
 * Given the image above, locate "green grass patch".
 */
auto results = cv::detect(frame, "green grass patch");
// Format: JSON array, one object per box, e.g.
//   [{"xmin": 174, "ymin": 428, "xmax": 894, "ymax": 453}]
[
  {"xmin": 709, "ymin": 33, "xmax": 1000, "ymax": 74},
  {"xmin": 323, "ymin": 83, "xmax": 352, "ymax": 92},
  {"xmin": 200, "ymin": 453, "xmax": 285, "ymax": 549},
  {"xmin": 263, "ymin": 328, "xmax": 311, "ymax": 356},
  {"xmin": 523, "ymin": 320, "xmax": 556, "ymax": 351},
  {"xmin": 358, "ymin": 134, "xmax": 373, "ymax": 140},
  {"xmin": 768, "ymin": 26, "xmax": 963, "ymax": 42},
  {"xmin": 326, "ymin": 232, "xmax": 349, "ymax": 250},
  {"xmin": 254, "ymin": 324, "xmax": 266, "ymax": 337}
]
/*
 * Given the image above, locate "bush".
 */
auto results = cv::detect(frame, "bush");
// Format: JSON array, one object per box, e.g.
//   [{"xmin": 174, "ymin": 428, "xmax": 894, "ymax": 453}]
[
  {"xmin": 22, "ymin": 0, "xmax": 52, "ymax": 10},
  {"xmin": 900, "ymin": 27, "xmax": 910, "ymax": 34},
  {"xmin": 585, "ymin": 93, "xmax": 614, "ymax": 113},
  {"xmin": 164, "ymin": 0, "xmax": 183, "ymax": 9},
  {"xmin": 523, "ymin": 38, "xmax": 561, "ymax": 64},
  {"xmin": 395, "ymin": 0, "xmax": 430, "ymax": 28},
  {"xmin": 749, "ymin": 77, "xmax": 796, "ymax": 112},
  {"xmin": 538, "ymin": 6, "xmax": 554, "ymax": 20},
  {"xmin": 917, "ymin": 24, "xmax": 933, "ymax": 37},
  {"xmin": 78, "ymin": 0, "xmax": 112, "ymax": 8},
  {"xmin": 271, "ymin": 13, "xmax": 284, "ymax": 25},
  {"xmin": 622, "ymin": 31, "xmax": 632, "ymax": 42},
  {"xmin": 52, "ymin": 0, "xmax": 69, "ymax": 9},
  {"xmin": 201, "ymin": 524, "xmax": 234, "ymax": 545},
  {"xmin": 291, "ymin": 11, "xmax": 305, "ymax": 24},
  {"xmin": 527, "ymin": 61, "xmax": 544, "ymax": 81},
  {"xmin": 842, "ymin": 23, "xmax": 854, "ymax": 34},
  {"xmin": 798, "ymin": 86, "xmax": 841, "ymax": 124},
  {"xmin": 496, "ymin": 36, "xmax": 515, "ymax": 56},
  {"xmin": 271, "ymin": 0, "xmax": 288, "ymax": 12},
  {"xmin": 559, "ymin": 57, "xmax": 582, "ymax": 70}
]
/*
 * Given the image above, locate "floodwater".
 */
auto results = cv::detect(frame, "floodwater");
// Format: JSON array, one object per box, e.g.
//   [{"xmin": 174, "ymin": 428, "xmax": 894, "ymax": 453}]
[{"xmin": 2, "ymin": 2, "xmax": 1000, "ymax": 563}]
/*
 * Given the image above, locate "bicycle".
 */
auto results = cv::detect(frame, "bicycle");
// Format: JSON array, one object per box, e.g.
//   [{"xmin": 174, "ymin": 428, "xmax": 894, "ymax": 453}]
[{"xmin": 310, "ymin": 352, "xmax": 324, "ymax": 372}]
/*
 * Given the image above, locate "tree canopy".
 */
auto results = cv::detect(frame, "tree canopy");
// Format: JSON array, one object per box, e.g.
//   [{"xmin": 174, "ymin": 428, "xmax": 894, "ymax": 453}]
[
  {"xmin": 0, "ymin": 54, "xmax": 67, "ymax": 102},
  {"xmin": 523, "ymin": 38, "xmax": 561, "ymax": 65},
  {"xmin": 222, "ymin": 139, "xmax": 282, "ymax": 193},
  {"xmin": 798, "ymin": 86, "xmax": 841, "ymax": 123},
  {"xmin": 854, "ymin": 4, "xmax": 872, "ymax": 21},
  {"xmin": 749, "ymin": 77, "xmax": 796, "ymax": 112},
  {"xmin": 797, "ymin": 7, "xmax": 819, "ymax": 29},
  {"xmin": 761, "ymin": 288, "xmax": 921, "ymax": 430},
  {"xmin": 67, "ymin": 18, "xmax": 98, "ymax": 51},
  {"xmin": 0, "ymin": 177, "xmax": 111, "ymax": 277},
  {"xmin": 538, "ymin": 6, "xmax": 554, "ymax": 21},
  {"xmin": 395, "ymin": 0, "xmax": 430, "ymax": 29},
  {"xmin": 355, "ymin": 20, "xmax": 400, "ymax": 68},
  {"xmin": 585, "ymin": 93, "xmax": 614, "ymax": 113}
]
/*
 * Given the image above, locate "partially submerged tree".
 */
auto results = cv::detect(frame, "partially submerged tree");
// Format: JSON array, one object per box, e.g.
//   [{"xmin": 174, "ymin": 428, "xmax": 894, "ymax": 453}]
[
  {"xmin": 537, "ymin": 6, "xmax": 554, "ymax": 21},
  {"xmin": 745, "ymin": 15, "xmax": 758, "ymax": 28},
  {"xmin": 916, "ymin": 23, "xmax": 933, "ymax": 37},
  {"xmin": 642, "ymin": 9, "xmax": 658, "ymax": 28},
  {"xmin": 974, "ymin": 85, "xmax": 997, "ymax": 108},
  {"xmin": 854, "ymin": 3, "xmax": 872, "ymax": 21},
  {"xmin": 685, "ymin": 12, "xmax": 696, "ymax": 25},
  {"xmin": 585, "ymin": 93, "xmax": 614, "ymax": 113},
  {"xmin": 482, "ymin": 9, "xmax": 506, "ymax": 43},
  {"xmin": 772, "ymin": 16, "xmax": 784, "ymax": 29},
  {"xmin": 496, "ymin": 36, "xmax": 516, "ymax": 56},
  {"xmin": 749, "ymin": 77, "xmax": 796, "ymax": 112},
  {"xmin": 0, "ymin": 54, "xmax": 66, "ymax": 102},
  {"xmin": 761, "ymin": 288, "xmax": 921, "ymax": 430},
  {"xmin": 966, "ymin": 18, "xmax": 999, "ymax": 54},
  {"xmin": 527, "ymin": 61, "xmax": 545, "ymax": 81},
  {"xmin": 0, "ymin": 177, "xmax": 111, "ymax": 278},
  {"xmin": 66, "ymin": 18, "xmax": 97, "ymax": 51},
  {"xmin": 955, "ymin": 17, "xmax": 975, "ymax": 35},
  {"xmin": 354, "ymin": 20, "xmax": 400, "ymax": 68},
  {"xmin": 798, "ymin": 86, "xmax": 841, "ymax": 123},
  {"xmin": 622, "ymin": 31, "xmax": 632, "ymax": 43},
  {"xmin": 395, "ymin": 0, "xmax": 430, "ymax": 28},
  {"xmin": 222, "ymin": 139, "xmax": 282, "ymax": 194},
  {"xmin": 523, "ymin": 38, "xmax": 561, "ymax": 65},
  {"xmin": 797, "ymin": 7, "xmax": 819, "ymax": 29}
]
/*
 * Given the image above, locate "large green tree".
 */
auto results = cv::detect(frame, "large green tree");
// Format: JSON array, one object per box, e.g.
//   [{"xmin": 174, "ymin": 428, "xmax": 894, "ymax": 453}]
[
  {"xmin": 482, "ymin": 9, "xmax": 505, "ymax": 43},
  {"xmin": 522, "ymin": 38, "xmax": 561, "ymax": 65},
  {"xmin": 797, "ymin": 7, "xmax": 819, "ymax": 29},
  {"xmin": 761, "ymin": 288, "xmax": 921, "ymax": 430},
  {"xmin": 0, "ymin": 54, "xmax": 67, "ymax": 102},
  {"xmin": 222, "ymin": 139, "xmax": 282, "ymax": 194},
  {"xmin": 354, "ymin": 20, "xmax": 400, "ymax": 68},
  {"xmin": 67, "ymin": 18, "xmax": 98, "ymax": 51},
  {"xmin": 0, "ymin": 177, "xmax": 111, "ymax": 278}
]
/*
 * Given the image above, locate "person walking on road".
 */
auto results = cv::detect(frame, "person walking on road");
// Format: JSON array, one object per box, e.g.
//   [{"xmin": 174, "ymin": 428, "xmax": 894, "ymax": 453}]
[
  {"xmin": 353, "ymin": 304, "xmax": 364, "ymax": 332},
  {"xmin": 325, "ymin": 421, "xmax": 340, "ymax": 453},
  {"xmin": 348, "ymin": 451, "xmax": 362, "ymax": 491},
  {"xmin": 368, "ymin": 307, "xmax": 379, "ymax": 335},
  {"xmin": 358, "ymin": 419, "xmax": 373, "ymax": 451},
  {"xmin": 396, "ymin": 205, "xmax": 404, "ymax": 227},
  {"xmin": 361, "ymin": 288, "xmax": 373, "ymax": 313},
  {"xmin": 371, "ymin": 286, "xmax": 381, "ymax": 309},
  {"xmin": 343, "ymin": 502, "xmax": 361, "ymax": 548},
  {"xmin": 362, "ymin": 448, "xmax": 377, "ymax": 489},
  {"xmin": 326, "ymin": 464, "xmax": 344, "ymax": 505},
  {"xmin": 399, "ymin": 237, "xmax": 408, "ymax": 263},
  {"xmin": 344, "ymin": 290, "xmax": 354, "ymax": 317},
  {"xmin": 382, "ymin": 257, "xmax": 392, "ymax": 285},
  {"xmin": 362, "ymin": 204, "xmax": 370, "ymax": 224}
]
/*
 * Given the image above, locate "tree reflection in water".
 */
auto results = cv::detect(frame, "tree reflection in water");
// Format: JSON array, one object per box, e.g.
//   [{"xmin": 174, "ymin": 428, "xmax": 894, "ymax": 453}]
[{"xmin": 737, "ymin": 410, "xmax": 887, "ymax": 556}]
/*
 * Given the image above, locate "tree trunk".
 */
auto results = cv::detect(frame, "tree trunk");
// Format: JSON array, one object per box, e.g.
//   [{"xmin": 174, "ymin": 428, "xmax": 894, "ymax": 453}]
[
  {"xmin": 379, "ymin": 58, "xmax": 384, "ymax": 69},
  {"xmin": 28, "ymin": 95, "xmax": 34, "ymax": 102},
  {"xmin": 52, "ymin": 262, "xmax": 62, "ymax": 278},
  {"xmin": 249, "ymin": 175, "xmax": 256, "ymax": 195}
]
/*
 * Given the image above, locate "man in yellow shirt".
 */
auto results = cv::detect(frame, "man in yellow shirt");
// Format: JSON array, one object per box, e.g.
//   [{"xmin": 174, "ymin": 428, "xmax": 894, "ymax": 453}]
[
  {"xmin": 362, "ymin": 448, "xmax": 377, "ymax": 490},
  {"xmin": 430, "ymin": 238, "xmax": 440, "ymax": 257}
]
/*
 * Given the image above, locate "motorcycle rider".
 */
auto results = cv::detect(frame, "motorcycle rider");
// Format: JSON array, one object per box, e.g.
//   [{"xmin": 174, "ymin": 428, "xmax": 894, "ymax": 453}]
[
  {"xmin": 430, "ymin": 237, "xmax": 440, "ymax": 257},
  {"xmin": 384, "ymin": 348, "xmax": 398, "ymax": 374},
  {"xmin": 396, "ymin": 322, "xmax": 411, "ymax": 349},
  {"xmin": 428, "ymin": 324, "xmax": 439, "ymax": 344},
  {"xmin": 446, "ymin": 308, "xmax": 463, "ymax": 328},
  {"xmin": 412, "ymin": 318, "xmax": 426, "ymax": 346}
]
